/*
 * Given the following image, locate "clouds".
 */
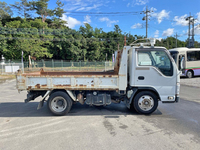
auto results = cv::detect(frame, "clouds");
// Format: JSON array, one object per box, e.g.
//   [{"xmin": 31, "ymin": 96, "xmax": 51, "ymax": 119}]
[
  {"xmin": 197, "ymin": 12, "xmax": 200, "ymax": 24},
  {"xmin": 127, "ymin": 0, "xmax": 149, "ymax": 7},
  {"xmin": 154, "ymin": 30, "xmax": 159, "ymax": 38},
  {"xmin": 152, "ymin": 10, "xmax": 170, "ymax": 24},
  {"xmin": 150, "ymin": 8, "xmax": 170, "ymax": 24},
  {"xmin": 76, "ymin": 4, "xmax": 102, "ymax": 11},
  {"xmin": 61, "ymin": 13, "xmax": 92, "ymax": 29},
  {"xmin": 127, "ymin": 3, "xmax": 130, "ymax": 7},
  {"xmin": 135, "ymin": 0, "xmax": 149, "ymax": 5},
  {"xmin": 194, "ymin": 25, "xmax": 200, "ymax": 36},
  {"xmin": 99, "ymin": 17, "xmax": 119, "ymax": 27},
  {"xmin": 64, "ymin": 0, "xmax": 103, "ymax": 12},
  {"xmin": 62, "ymin": 14, "xmax": 92, "ymax": 29},
  {"xmin": 172, "ymin": 12, "xmax": 200, "ymax": 27},
  {"xmin": 162, "ymin": 28, "xmax": 174, "ymax": 37},
  {"xmin": 173, "ymin": 14, "xmax": 188, "ymax": 26},
  {"xmin": 131, "ymin": 23, "xmax": 143, "ymax": 29},
  {"xmin": 84, "ymin": 15, "xmax": 91, "ymax": 24},
  {"xmin": 61, "ymin": 14, "xmax": 81, "ymax": 28},
  {"xmin": 153, "ymin": 30, "xmax": 162, "ymax": 41}
]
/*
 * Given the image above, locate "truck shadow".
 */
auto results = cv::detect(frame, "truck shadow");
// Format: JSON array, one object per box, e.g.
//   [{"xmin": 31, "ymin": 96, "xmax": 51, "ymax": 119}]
[{"xmin": 0, "ymin": 102, "xmax": 162, "ymax": 117}]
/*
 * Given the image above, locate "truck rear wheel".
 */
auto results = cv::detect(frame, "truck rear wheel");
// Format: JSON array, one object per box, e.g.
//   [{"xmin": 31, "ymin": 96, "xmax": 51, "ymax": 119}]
[
  {"xmin": 47, "ymin": 91, "xmax": 72, "ymax": 116},
  {"xmin": 133, "ymin": 91, "xmax": 158, "ymax": 114}
]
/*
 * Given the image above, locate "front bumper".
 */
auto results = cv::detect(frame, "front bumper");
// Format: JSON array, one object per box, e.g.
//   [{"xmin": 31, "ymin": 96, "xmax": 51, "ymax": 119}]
[
  {"xmin": 175, "ymin": 96, "xmax": 179, "ymax": 103},
  {"xmin": 162, "ymin": 96, "xmax": 179, "ymax": 103}
]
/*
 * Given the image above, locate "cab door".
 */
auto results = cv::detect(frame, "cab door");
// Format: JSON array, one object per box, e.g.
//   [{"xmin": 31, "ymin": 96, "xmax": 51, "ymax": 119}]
[{"xmin": 133, "ymin": 48, "xmax": 177, "ymax": 102}]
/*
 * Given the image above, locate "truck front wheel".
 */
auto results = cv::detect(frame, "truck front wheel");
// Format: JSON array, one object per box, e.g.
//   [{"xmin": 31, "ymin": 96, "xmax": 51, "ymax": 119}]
[
  {"xmin": 47, "ymin": 91, "xmax": 72, "ymax": 116},
  {"xmin": 133, "ymin": 91, "xmax": 158, "ymax": 114}
]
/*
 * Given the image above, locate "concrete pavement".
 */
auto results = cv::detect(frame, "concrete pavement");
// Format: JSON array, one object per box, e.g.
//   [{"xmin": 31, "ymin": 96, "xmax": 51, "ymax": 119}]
[{"xmin": 0, "ymin": 79, "xmax": 200, "ymax": 150}]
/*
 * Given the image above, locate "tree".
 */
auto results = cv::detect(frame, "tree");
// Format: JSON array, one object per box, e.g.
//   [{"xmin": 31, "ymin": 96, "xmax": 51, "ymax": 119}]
[
  {"xmin": 31, "ymin": 0, "xmax": 53, "ymax": 23},
  {"xmin": 10, "ymin": 0, "xmax": 32, "ymax": 19},
  {"xmin": 114, "ymin": 25, "xmax": 122, "ymax": 34},
  {"xmin": 2, "ymin": 20, "xmax": 52, "ymax": 60},
  {"xmin": 31, "ymin": 0, "xmax": 65, "ymax": 23},
  {"xmin": 47, "ymin": 17, "xmax": 67, "ymax": 29},
  {"xmin": 0, "ymin": 2, "xmax": 13, "ymax": 20},
  {"xmin": 0, "ymin": 21, "xmax": 8, "ymax": 57},
  {"xmin": 54, "ymin": 0, "xmax": 65, "ymax": 18},
  {"xmin": 86, "ymin": 38, "xmax": 100, "ymax": 61}
]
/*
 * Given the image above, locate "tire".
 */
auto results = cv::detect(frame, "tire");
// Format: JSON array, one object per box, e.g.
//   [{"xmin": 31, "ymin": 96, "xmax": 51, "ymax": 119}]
[
  {"xmin": 47, "ymin": 91, "xmax": 72, "ymax": 116},
  {"xmin": 186, "ymin": 70, "xmax": 193, "ymax": 78},
  {"xmin": 133, "ymin": 91, "xmax": 158, "ymax": 114},
  {"xmin": 129, "ymin": 105, "xmax": 137, "ymax": 112}
]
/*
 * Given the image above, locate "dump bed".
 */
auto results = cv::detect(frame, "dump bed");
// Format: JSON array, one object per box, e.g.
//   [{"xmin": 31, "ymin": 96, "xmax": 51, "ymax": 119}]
[
  {"xmin": 16, "ymin": 69, "xmax": 119, "ymax": 91},
  {"xmin": 16, "ymin": 46, "xmax": 128, "ymax": 92}
]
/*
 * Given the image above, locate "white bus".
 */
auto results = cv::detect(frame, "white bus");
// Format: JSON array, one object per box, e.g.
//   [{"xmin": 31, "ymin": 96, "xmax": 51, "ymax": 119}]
[{"xmin": 169, "ymin": 47, "xmax": 200, "ymax": 78}]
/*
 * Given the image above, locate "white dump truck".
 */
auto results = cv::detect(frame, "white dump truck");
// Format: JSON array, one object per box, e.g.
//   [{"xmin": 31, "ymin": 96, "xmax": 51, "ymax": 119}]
[{"xmin": 16, "ymin": 39, "xmax": 180, "ymax": 115}]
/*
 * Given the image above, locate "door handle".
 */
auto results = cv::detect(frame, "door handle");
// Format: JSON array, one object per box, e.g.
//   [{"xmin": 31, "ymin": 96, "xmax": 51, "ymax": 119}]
[{"xmin": 138, "ymin": 76, "xmax": 145, "ymax": 80}]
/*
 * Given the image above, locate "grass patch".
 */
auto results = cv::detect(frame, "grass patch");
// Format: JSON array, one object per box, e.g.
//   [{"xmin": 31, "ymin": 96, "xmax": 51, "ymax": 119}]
[{"xmin": 0, "ymin": 74, "xmax": 16, "ymax": 79}]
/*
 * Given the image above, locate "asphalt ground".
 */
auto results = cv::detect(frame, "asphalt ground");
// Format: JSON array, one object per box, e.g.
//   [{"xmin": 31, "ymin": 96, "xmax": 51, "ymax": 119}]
[{"xmin": 0, "ymin": 79, "xmax": 200, "ymax": 150}]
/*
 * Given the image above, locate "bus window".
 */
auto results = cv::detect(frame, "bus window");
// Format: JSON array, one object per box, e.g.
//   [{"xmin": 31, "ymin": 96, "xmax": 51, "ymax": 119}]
[{"xmin": 187, "ymin": 51, "xmax": 200, "ymax": 61}]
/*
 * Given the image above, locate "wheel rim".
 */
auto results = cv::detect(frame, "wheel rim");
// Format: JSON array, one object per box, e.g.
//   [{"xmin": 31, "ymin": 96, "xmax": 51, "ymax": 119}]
[
  {"xmin": 51, "ymin": 96, "xmax": 67, "ymax": 113},
  {"xmin": 138, "ymin": 95, "xmax": 154, "ymax": 111},
  {"xmin": 187, "ymin": 71, "xmax": 192, "ymax": 78}
]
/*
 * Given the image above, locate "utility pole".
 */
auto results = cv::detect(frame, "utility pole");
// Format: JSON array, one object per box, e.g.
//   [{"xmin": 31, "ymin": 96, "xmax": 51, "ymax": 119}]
[
  {"xmin": 186, "ymin": 13, "xmax": 196, "ymax": 48},
  {"xmin": 124, "ymin": 35, "xmax": 126, "ymax": 46},
  {"xmin": 141, "ymin": 6, "xmax": 153, "ymax": 38},
  {"xmin": 192, "ymin": 18, "xmax": 195, "ymax": 43},
  {"xmin": 174, "ymin": 32, "xmax": 178, "ymax": 48}
]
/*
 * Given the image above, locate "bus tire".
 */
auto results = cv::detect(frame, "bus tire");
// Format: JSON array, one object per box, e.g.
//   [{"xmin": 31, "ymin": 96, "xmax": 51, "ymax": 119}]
[{"xmin": 186, "ymin": 70, "xmax": 193, "ymax": 78}]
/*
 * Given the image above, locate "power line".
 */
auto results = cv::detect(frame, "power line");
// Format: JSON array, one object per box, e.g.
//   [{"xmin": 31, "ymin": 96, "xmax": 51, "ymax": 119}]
[
  {"xmin": 67, "ymin": 11, "xmax": 140, "ymax": 14},
  {"xmin": 69, "ymin": 14, "xmax": 138, "ymax": 17}
]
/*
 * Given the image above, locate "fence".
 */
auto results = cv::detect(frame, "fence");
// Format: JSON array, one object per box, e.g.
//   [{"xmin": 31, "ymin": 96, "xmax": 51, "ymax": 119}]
[
  {"xmin": 25, "ymin": 60, "xmax": 114, "ymax": 72},
  {"xmin": 1, "ymin": 62, "xmax": 23, "ymax": 74},
  {"xmin": 1, "ymin": 60, "xmax": 114, "ymax": 74}
]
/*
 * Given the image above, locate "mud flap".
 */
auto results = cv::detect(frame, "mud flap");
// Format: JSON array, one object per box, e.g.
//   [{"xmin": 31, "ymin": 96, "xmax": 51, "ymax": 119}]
[
  {"xmin": 37, "ymin": 90, "xmax": 51, "ymax": 110},
  {"xmin": 37, "ymin": 100, "xmax": 44, "ymax": 110}
]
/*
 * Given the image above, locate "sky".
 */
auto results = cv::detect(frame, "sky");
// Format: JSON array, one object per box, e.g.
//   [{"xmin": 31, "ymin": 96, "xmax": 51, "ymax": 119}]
[{"xmin": 4, "ymin": 0, "xmax": 200, "ymax": 41}]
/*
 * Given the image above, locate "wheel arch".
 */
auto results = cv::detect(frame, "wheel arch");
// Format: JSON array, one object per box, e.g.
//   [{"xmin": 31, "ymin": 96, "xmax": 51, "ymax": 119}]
[
  {"xmin": 50, "ymin": 89, "xmax": 76, "ymax": 101},
  {"xmin": 128, "ymin": 87, "xmax": 160, "ymax": 107}
]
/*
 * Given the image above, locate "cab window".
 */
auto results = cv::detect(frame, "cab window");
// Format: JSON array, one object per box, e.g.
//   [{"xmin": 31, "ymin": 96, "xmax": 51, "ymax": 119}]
[{"xmin": 138, "ymin": 50, "xmax": 173, "ymax": 76}]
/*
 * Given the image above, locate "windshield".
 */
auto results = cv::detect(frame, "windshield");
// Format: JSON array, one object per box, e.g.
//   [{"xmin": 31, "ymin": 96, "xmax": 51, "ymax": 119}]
[
  {"xmin": 138, "ymin": 50, "xmax": 173, "ymax": 76},
  {"xmin": 169, "ymin": 51, "xmax": 178, "ymax": 63}
]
